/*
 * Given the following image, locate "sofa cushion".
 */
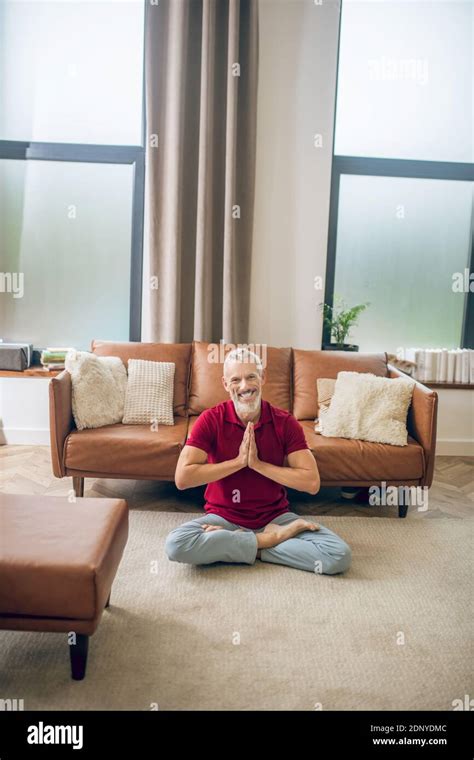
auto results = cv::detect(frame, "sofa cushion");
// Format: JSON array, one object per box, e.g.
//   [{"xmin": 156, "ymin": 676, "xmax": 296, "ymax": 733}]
[
  {"xmin": 292, "ymin": 349, "xmax": 388, "ymax": 421},
  {"xmin": 188, "ymin": 341, "xmax": 292, "ymax": 414},
  {"xmin": 65, "ymin": 417, "xmax": 189, "ymax": 479},
  {"xmin": 91, "ymin": 340, "xmax": 191, "ymax": 417},
  {"xmin": 299, "ymin": 420, "xmax": 424, "ymax": 482},
  {"xmin": 320, "ymin": 371, "xmax": 415, "ymax": 447},
  {"xmin": 65, "ymin": 350, "xmax": 127, "ymax": 430},
  {"xmin": 122, "ymin": 359, "xmax": 175, "ymax": 425}
]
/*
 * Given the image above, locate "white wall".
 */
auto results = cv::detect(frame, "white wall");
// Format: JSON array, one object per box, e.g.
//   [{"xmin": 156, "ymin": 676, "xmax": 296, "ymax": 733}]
[
  {"xmin": 0, "ymin": 378, "xmax": 51, "ymax": 445},
  {"xmin": 435, "ymin": 389, "xmax": 474, "ymax": 456}
]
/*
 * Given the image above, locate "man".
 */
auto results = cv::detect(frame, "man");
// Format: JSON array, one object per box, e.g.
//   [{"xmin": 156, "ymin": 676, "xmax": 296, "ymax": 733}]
[{"xmin": 165, "ymin": 348, "xmax": 351, "ymax": 574}]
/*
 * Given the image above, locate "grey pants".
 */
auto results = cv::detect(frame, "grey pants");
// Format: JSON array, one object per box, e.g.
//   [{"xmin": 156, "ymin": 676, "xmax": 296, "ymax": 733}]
[{"xmin": 165, "ymin": 511, "xmax": 352, "ymax": 575}]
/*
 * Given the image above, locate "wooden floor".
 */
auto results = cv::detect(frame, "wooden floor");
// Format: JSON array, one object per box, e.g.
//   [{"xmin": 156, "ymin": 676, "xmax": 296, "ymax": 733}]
[{"xmin": 0, "ymin": 445, "xmax": 472, "ymax": 520}]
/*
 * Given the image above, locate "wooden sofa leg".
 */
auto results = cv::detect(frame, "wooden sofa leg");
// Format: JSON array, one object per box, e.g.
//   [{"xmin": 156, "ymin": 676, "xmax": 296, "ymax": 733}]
[
  {"xmin": 398, "ymin": 486, "xmax": 415, "ymax": 518},
  {"xmin": 105, "ymin": 593, "xmax": 111, "ymax": 608},
  {"xmin": 69, "ymin": 633, "xmax": 89, "ymax": 680},
  {"xmin": 73, "ymin": 476, "xmax": 84, "ymax": 498}
]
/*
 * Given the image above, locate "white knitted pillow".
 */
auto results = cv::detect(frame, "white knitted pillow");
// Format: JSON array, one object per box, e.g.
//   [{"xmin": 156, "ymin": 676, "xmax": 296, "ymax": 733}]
[
  {"xmin": 122, "ymin": 359, "xmax": 175, "ymax": 425},
  {"xmin": 320, "ymin": 371, "xmax": 415, "ymax": 446},
  {"xmin": 65, "ymin": 350, "xmax": 127, "ymax": 430}
]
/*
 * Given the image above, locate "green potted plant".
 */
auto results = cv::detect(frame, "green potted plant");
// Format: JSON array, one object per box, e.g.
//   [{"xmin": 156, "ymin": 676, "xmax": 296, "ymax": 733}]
[{"xmin": 320, "ymin": 297, "xmax": 370, "ymax": 352}]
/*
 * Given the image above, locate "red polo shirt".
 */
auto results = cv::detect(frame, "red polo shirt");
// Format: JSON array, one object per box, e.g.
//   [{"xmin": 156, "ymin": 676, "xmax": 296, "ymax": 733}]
[{"xmin": 185, "ymin": 398, "xmax": 309, "ymax": 529}]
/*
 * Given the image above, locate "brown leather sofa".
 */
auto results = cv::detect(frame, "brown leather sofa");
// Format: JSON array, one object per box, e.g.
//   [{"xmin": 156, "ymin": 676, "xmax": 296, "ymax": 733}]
[{"xmin": 49, "ymin": 340, "xmax": 438, "ymax": 517}]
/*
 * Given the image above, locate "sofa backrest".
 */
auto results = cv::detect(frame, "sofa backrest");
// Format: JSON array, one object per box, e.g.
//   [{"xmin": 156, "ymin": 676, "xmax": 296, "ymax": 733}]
[
  {"xmin": 91, "ymin": 339, "xmax": 388, "ymax": 422},
  {"xmin": 187, "ymin": 341, "xmax": 292, "ymax": 415},
  {"xmin": 292, "ymin": 349, "xmax": 388, "ymax": 421},
  {"xmin": 91, "ymin": 340, "xmax": 192, "ymax": 417}
]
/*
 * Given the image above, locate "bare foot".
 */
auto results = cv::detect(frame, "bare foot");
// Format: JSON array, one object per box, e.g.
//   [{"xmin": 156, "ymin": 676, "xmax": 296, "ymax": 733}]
[
  {"xmin": 258, "ymin": 518, "xmax": 319, "ymax": 549},
  {"xmin": 201, "ymin": 524, "xmax": 226, "ymax": 533},
  {"xmin": 201, "ymin": 524, "xmax": 246, "ymax": 533},
  {"xmin": 201, "ymin": 524, "xmax": 247, "ymax": 534}
]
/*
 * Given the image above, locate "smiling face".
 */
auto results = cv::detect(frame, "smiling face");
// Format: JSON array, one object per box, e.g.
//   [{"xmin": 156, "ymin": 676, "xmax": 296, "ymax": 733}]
[{"xmin": 222, "ymin": 360, "xmax": 265, "ymax": 421}]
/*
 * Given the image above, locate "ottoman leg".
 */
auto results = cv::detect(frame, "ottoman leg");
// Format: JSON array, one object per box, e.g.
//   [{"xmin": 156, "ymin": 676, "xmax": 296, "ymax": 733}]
[
  {"xmin": 69, "ymin": 634, "xmax": 89, "ymax": 680},
  {"xmin": 105, "ymin": 592, "xmax": 111, "ymax": 608}
]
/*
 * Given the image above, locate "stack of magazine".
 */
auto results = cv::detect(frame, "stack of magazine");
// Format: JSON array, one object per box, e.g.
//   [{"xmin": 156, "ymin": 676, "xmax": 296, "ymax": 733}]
[{"xmin": 40, "ymin": 347, "xmax": 74, "ymax": 371}]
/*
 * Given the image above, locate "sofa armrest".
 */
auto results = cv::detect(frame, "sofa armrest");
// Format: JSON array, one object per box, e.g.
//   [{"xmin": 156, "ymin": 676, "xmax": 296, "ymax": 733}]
[
  {"xmin": 388, "ymin": 364, "xmax": 438, "ymax": 487},
  {"xmin": 49, "ymin": 370, "xmax": 74, "ymax": 478}
]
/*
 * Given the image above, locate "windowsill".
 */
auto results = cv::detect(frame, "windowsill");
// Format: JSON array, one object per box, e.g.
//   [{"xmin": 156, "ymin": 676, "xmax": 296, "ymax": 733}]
[
  {"xmin": 425, "ymin": 382, "xmax": 474, "ymax": 390},
  {"xmin": 0, "ymin": 367, "xmax": 63, "ymax": 378},
  {"xmin": 392, "ymin": 367, "xmax": 474, "ymax": 390}
]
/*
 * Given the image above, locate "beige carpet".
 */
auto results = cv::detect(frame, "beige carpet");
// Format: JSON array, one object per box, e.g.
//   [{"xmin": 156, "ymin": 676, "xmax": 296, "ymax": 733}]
[{"xmin": 0, "ymin": 511, "xmax": 472, "ymax": 711}]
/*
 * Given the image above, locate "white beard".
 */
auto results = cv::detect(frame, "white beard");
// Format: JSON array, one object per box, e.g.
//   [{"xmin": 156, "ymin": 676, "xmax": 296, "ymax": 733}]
[{"xmin": 233, "ymin": 389, "xmax": 261, "ymax": 415}]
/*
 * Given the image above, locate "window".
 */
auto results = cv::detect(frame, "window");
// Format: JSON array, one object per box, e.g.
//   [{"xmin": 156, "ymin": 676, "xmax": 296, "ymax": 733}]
[
  {"xmin": 0, "ymin": 0, "xmax": 146, "ymax": 349},
  {"xmin": 325, "ymin": 0, "xmax": 474, "ymax": 351}
]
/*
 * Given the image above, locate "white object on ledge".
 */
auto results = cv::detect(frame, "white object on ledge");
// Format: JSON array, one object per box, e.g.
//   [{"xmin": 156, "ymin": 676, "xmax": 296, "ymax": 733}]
[{"xmin": 397, "ymin": 347, "xmax": 474, "ymax": 384}]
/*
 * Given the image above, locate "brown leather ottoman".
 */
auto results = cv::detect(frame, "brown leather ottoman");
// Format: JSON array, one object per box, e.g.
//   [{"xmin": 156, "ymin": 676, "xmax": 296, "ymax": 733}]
[{"xmin": 0, "ymin": 494, "xmax": 128, "ymax": 680}]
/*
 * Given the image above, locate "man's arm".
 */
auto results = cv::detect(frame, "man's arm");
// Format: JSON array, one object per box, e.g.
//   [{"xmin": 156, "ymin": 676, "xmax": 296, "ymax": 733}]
[
  {"xmin": 253, "ymin": 449, "xmax": 320, "ymax": 495},
  {"xmin": 175, "ymin": 424, "xmax": 251, "ymax": 490},
  {"xmin": 175, "ymin": 445, "xmax": 241, "ymax": 490},
  {"xmin": 248, "ymin": 424, "xmax": 320, "ymax": 494}
]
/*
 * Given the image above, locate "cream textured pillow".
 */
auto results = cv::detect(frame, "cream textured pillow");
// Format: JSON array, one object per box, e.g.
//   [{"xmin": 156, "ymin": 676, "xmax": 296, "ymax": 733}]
[
  {"xmin": 65, "ymin": 350, "xmax": 127, "ymax": 430},
  {"xmin": 320, "ymin": 371, "xmax": 415, "ymax": 446},
  {"xmin": 122, "ymin": 359, "xmax": 175, "ymax": 425},
  {"xmin": 314, "ymin": 378, "xmax": 336, "ymax": 433}
]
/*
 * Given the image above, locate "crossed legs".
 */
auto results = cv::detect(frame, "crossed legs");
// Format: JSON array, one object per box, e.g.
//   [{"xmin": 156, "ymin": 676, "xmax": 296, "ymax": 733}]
[{"xmin": 165, "ymin": 511, "xmax": 351, "ymax": 575}]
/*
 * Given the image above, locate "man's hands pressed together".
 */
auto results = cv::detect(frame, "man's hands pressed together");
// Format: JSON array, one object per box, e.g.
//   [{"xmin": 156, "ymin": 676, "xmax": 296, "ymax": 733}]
[
  {"xmin": 247, "ymin": 423, "xmax": 260, "ymax": 469},
  {"xmin": 236, "ymin": 421, "xmax": 251, "ymax": 468},
  {"xmin": 237, "ymin": 421, "xmax": 260, "ymax": 470}
]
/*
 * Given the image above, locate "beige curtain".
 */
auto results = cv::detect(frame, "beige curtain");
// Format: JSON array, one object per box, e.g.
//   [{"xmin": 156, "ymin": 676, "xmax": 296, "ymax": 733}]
[{"xmin": 145, "ymin": 0, "xmax": 259, "ymax": 344}]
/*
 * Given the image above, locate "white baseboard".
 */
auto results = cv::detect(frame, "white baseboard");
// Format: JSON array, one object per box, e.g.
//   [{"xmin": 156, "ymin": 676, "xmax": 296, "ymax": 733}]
[
  {"xmin": 0, "ymin": 428, "xmax": 50, "ymax": 446},
  {"xmin": 436, "ymin": 439, "xmax": 474, "ymax": 456}
]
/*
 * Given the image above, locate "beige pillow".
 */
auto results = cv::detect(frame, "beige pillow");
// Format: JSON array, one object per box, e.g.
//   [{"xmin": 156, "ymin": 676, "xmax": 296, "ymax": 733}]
[
  {"xmin": 314, "ymin": 378, "xmax": 336, "ymax": 433},
  {"xmin": 320, "ymin": 371, "xmax": 415, "ymax": 446},
  {"xmin": 65, "ymin": 350, "xmax": 127, "ymax": 430},
  {"xmin": 122, "ymin": 359, "xmax": 175, "ymax": 425}
]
